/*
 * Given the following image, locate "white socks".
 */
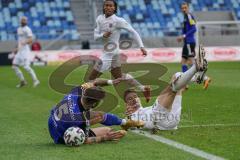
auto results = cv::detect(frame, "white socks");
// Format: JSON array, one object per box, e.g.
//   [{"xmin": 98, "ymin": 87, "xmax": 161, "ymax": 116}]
[
  {"xmin": 121, "ymin": 119, "xmax": 127, "ymax": 125},
  {"xmin": 172, "ymin": 65, "xmax": 197, "ymax": 92},
  {"xmin": 23, "ymin": 66, "xmax": 38, "ymax": 82},
  {"xmin": 12, "ymin": 66, "xmax": 25, "ymax": 81}
]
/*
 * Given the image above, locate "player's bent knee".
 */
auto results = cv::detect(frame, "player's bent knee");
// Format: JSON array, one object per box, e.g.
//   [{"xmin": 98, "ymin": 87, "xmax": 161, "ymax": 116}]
[
  {"xmin": 12, "ymin": 65, "xmax": 19, "ymax": 70},
  {"xmin": 23, "ymin": 65, "xmax": 32, "ymax": 72}
]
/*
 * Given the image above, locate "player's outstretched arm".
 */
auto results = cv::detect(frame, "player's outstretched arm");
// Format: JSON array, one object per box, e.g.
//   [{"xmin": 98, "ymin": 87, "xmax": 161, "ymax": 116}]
[
  {"xmin": 84, "ymin": 130, "xmax": 126, "ymax": 144},
  {"xmin": 22, "ymin": 27, "xmax": 33, "ymax": 45},
  {"xmin": 92, "ymin": 78, "xmax": 124, "ymax": 87},
  {"xmin": 117, "ymin": 18, "xmax": 147, "ymax": 56}
]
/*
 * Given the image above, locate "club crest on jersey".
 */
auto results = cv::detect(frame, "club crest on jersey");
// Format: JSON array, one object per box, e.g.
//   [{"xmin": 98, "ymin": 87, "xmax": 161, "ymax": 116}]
[{"xmin": 109, "ymin": 23, "xmax": 113, "ymax": 28}]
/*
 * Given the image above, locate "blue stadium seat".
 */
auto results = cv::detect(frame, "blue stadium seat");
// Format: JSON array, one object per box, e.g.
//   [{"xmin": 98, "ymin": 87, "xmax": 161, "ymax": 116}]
[
  {"xmin": 117, "ymin": 0, "xmax": 240, "ymax": 37},
  {"xmin": 0, "ymin": 0, "xmax": 78, "ymax": 41},
  {"xmin": 1, "ymin": 0, "xmax": 240, "ymax": 40}
]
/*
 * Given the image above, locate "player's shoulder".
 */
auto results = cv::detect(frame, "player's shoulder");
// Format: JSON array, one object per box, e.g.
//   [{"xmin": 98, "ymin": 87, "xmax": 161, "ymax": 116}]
[
  {"xmin": 20, "ymin": 26, "xmax": 32, "ymax": 33},
  {"xmin": 187, "ymin": 13, "xmax": 196, "ymax": 25},
  {"xmin": 96, "ymin": 14, "xmax": 104, "ymax": 21},
  {"xmin": 114, "ymin": 15, "xmax": 126, "ymax": 22},
  {"xmin": 187, "ymin": 13, "xmax": 195, "ymax": 19},
  {"xmin": 25, "ymin": 26, "xmax": 32, "ymax": 31}
]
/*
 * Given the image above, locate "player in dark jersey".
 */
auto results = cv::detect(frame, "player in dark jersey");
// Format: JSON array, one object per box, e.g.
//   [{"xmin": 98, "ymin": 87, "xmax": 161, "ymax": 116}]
[
  {"xmin": 177, "ymin": 2, "xmax": 211, "ymax": 89},
  {"xmin": 48, "ymin": 78, "xmax": 144, "ymax": 145}
]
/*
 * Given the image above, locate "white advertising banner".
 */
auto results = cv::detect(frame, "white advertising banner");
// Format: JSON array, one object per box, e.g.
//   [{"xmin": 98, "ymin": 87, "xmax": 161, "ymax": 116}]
[{"xmin": 32, "ymin": 46, "xmax": 240, "ymax": 64}]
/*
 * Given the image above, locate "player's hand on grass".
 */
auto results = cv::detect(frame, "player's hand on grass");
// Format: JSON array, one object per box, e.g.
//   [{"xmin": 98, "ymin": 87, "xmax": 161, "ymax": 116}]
[
  {"xmin": 103, "ymin": 32, "xmax": 112, "ymax": 38},
  {"xmin": 140, "ymin": 47, "xmax": 147, "ymax": 56},
  {"xmin": 104, "ymin": 130, "xmax": 127, "ymax": 141}
]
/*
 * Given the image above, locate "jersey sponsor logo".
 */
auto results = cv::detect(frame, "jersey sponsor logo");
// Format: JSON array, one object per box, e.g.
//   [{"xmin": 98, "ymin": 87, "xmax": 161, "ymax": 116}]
[
  {"xmin": 151, "ymin": 49, "xmax": 177, "ymax": 62},
  {"xmin": 187, "ymin": 14, "xmax": 196, "ymax": 25},
  {"xmin": 213, "ymin": 48, "xmax": 238, "ymax": 60},
  {"xmin": 67, "ymin": 94, "xmax": 77, "ymax": 121}
]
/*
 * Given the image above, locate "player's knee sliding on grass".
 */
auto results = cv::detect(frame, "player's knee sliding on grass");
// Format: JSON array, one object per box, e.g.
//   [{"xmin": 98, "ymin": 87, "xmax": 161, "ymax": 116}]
[{"xmin": 48, "ymin": 78, "xmax": 143, "ymax": 145}]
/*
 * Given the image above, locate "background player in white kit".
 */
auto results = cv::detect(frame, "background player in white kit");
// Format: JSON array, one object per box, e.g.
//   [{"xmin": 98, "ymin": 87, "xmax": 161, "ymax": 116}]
[
  {"xmin": 123, "ymin": 46, "xmax": 208, "ymax": 131},
  {"xmin": 12, "ymin": 16, "xmax": 40, "ymax": 88},
  {"xmin": 90, "ymin": 0, "xmax": 150, "ymax": 102}
]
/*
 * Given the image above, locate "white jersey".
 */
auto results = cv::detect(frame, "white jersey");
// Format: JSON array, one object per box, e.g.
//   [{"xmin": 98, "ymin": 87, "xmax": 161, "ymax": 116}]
[
  {"xmin": 130, "ymin": 96, "xmax": 182, "ymax": 130},
  {"xmin": 94, "ymin": 14, "xmax": 144, "ymax": 54},
  {"xmin": 16, "ymin": 26, "xmax": 33, "ymax": 58}
]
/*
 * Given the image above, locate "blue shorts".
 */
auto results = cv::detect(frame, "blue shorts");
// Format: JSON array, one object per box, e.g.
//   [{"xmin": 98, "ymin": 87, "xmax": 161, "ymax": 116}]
[{"xmin": 48, "ymin": 116, "xmax": 65, "ymax": 144}]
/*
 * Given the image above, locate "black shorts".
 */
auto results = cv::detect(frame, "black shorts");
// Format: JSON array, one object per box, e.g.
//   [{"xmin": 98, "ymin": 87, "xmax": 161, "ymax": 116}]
[{"xmin": 182, "ymin": 43, "xmax": 196, "ymax": 59}]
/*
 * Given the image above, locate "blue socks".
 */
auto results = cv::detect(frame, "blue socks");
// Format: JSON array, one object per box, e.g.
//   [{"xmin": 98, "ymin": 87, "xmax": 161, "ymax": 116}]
[
  {"xmin": 101, "ymin": 113, "xmax": 123, "ymax": 126},
  {"xmin": 182, "ymin": 64, "xmax": 188, "ymax": 72}
]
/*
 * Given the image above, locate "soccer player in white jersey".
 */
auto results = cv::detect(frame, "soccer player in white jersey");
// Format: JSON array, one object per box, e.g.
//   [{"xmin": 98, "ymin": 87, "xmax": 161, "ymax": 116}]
[
  {"xmin": 90, "ymin": 0, "xmax": 150, "ymax": 102},
  {"xmin": 12, "ymin": 16, "xmax": 40, "ymax": 88},
  {"xmin": 123, "ymin": 46, "xmax": 208, "ymax": 131}
]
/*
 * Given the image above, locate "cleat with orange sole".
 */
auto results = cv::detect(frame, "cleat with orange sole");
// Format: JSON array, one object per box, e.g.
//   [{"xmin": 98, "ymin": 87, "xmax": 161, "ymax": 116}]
[{"xmin": 203, "ymin": 78, "xmax": 211, "ymax": 90}]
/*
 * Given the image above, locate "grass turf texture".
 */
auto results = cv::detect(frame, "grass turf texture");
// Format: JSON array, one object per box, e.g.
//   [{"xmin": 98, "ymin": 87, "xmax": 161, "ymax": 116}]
[{"xmin": 0, "ymin": 62, "xmax": 239, "ymax": 160}]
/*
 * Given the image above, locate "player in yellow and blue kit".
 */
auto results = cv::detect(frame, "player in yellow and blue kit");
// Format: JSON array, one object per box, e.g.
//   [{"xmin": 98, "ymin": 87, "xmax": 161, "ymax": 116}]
[
  {"xmin": 48, "ymin": 78, "xmax": 144, "ymax": 145},
  {"xmin": 177, "ymin": 2, "xmax": 211, "ymax": 89}
]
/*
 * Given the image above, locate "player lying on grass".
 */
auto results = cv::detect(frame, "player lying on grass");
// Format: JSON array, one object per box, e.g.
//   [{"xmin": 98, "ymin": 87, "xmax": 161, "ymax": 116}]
[
  {"xmin": 90, "ymin": 0, "xmax": 151, "ymax": 102},
  {"xmin": 48, "ymin": 78, "xmax": 143, "ymax": 145},
  {"xmin": 123, "ymin": 46, "xmax": 208, "ymax": 131}
]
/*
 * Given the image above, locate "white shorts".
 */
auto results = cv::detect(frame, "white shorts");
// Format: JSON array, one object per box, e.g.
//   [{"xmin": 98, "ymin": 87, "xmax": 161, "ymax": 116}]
[
  {"xmin": 13, "ymin": 55, "xmax": 31, "ymax": 67},
  {"xmin": 152, "ymin": 99, "xmax": 180, "ymax": 130},
  {"xmin": 94, "ymin": 53, "xmax": 121, "ymax": 73}
]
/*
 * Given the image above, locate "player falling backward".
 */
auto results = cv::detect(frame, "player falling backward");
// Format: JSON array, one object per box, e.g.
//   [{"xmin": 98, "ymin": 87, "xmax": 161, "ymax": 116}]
[
  {"xmin": 12, "ymin": 16, "xmax": 40, "ymax": 88},
  {"xmin": 90, "ymin": 0, "xmax": 151, "ymax": 102},
  {"xmin": 48, "ymin": 78, "xmax": 144, "ymax": 145},
  {"xmin": 124, "ymin": 46, "xmax": 208, "ymax": 131}
]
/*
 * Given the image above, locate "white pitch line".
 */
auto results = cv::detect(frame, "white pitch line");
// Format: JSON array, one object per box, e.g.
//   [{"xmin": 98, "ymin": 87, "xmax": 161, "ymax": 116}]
[
  {"xmin": 179, "ymin": 123, "xmax": 240, "ymax": 128},
  {"xmin": 131, "ymin": 130, "xmax": 226, "ymax": 160}
]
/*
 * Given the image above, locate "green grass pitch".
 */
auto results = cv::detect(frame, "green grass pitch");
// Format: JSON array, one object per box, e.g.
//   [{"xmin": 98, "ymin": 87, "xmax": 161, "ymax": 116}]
[{"xmin": 0, "ymin": 62, "xmax": 239, "ymax": 160}]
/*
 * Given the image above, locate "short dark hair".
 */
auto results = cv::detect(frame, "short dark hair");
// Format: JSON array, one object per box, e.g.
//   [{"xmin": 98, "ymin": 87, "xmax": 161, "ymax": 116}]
[
  {"xmin": 181, "ymin": 1, "xmax": 189, "ymax": 6},
  {"xmin": 123, "ymin": 88, "xmax": 137, "ymax": 102},
  {"xmin": 103, "ymin": 0, "xmax": 118, "ymax": 14},
  {"xmin": 84, "ymin": 86, "xmax": 106, "ymax": 101}
]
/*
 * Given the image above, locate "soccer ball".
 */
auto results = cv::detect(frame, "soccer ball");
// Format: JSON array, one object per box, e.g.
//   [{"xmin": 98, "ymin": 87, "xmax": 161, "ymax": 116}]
[{"xmin": 63, "ymin": 127, "xmax": 86, "ymax": 146}]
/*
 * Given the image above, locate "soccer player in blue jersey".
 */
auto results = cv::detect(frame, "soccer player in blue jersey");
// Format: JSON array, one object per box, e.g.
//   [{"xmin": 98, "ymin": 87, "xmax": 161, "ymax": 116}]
[
  {"xmin": 177, "ymin": 2, "xmax": 211, "ymax": 89},
  {"xmin": 48, "ymin": 78, "xmax": 143, "ymax": 145}
]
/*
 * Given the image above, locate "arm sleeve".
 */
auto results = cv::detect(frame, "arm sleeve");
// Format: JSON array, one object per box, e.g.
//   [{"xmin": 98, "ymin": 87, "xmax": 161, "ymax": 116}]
[
  {"xmin": 94, "ymin": 17, "xmax": 104, "ymax": 41},
  {"xmin": 117, "ymin": 18, "xmax": 144, "ymax": 48},
  {"xmin": 185, "ymin": 14, "xmax": 196, "ymax": 36},
  {"xmin": 26, "ymin": 27, "xmax": 33, "ymax": 38}
]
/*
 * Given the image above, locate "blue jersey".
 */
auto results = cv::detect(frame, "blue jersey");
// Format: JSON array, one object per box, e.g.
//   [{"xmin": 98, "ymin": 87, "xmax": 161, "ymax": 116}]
[
  {"xmin": 182, "ymin": 13, "xmax": 197, "ymax": 44},
  {"xmin": 48, "ymin": 86, "xmax": 89, "ymax": 144}
]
